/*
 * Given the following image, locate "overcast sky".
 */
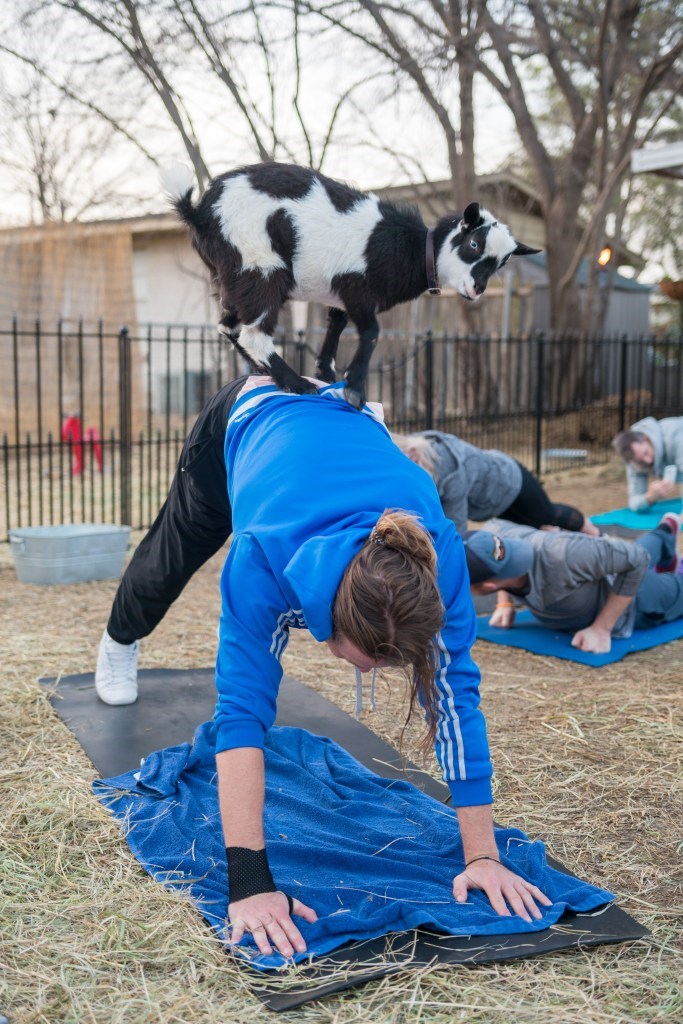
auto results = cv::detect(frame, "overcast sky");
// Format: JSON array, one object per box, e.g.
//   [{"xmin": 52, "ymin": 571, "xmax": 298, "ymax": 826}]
[{"xmin": 0, "ymin": 2, "xmax": 522, "ymax": 227}]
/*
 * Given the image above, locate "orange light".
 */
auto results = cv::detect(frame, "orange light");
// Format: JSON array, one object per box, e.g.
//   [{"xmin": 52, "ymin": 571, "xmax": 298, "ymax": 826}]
[{"xmin": 598, "ymin": 246, "xmax": 613, "ymax": 266}]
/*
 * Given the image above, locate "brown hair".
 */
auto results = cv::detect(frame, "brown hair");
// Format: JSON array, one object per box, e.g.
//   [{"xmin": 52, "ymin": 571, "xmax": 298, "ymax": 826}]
[
  {"xmin": 332, "ymin": 509, "xmax": 444, "ymax": 748},
  {"xmin": 391, "ymin": 433, "xmax": 438, "ymax": 480},
  {"xmin": 612, "ymin": 429, "xmax": 648, "ymax": 464}
]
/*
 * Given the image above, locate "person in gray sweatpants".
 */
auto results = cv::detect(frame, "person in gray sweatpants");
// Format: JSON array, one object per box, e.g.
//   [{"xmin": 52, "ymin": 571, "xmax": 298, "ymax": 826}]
[{"xmin": 464, "ymin": 514, "xmax": 683, "ymax": 655}]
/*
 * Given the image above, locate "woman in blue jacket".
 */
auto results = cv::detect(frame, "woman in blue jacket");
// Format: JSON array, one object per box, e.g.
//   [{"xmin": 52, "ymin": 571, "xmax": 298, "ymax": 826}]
[{"xmin": 96, "ymin": 375, "xmax": 549, "ymax": 958}]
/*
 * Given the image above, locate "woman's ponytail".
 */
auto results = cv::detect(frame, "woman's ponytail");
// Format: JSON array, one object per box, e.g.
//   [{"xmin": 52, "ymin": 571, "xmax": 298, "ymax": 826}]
[
  {"xmin": 371, "ymin": 510, "xmax": 437, "ymax": 573},
  {"xmin": 333, "ymin": 510, "xmax": 445, "ymax": 748}
]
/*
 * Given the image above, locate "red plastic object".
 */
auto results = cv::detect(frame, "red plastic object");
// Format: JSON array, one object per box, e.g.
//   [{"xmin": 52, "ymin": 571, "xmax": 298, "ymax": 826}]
[{"xmin": 61, "ymin": 415, "xmax": 103, "ymax": 474}]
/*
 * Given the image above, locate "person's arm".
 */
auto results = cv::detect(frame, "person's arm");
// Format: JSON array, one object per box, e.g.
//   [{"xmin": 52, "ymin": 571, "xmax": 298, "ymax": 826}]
[
  {"xmin": 216, "ymin": 535, "xmax": 318, "ymax": 956},
  {"xmin": 434, "ymin": 527, "xmax": 550, "ymax": 917},
  {"xmin": 627, "ymin": 464, "xmax": 666, "ymax": 510},
  {"xmin": 570, "ymin": 591, "xmax": 634, "ymax": 654},
  {"xmin": 217, "ymin": 747, "xmax": 317, "ymax": 957},
  {"xmin": 566, "ymin": 536, "xmax": 649, "ymax": 653},
  {"xmin": 438, "ymin": 467, "xmax": 470, "ymax": 536},
  {"xmin": 451, "ymin": 805, "xmax": 551, "ymax": 921},
  {"xmin": 218, "ymin": 747, "xmax": 266, "ymax": 847},
  {"xmin": 645, "ymin": 479, "xmax": 677, "ymax": 504},
  {"xmin": 489, "ymin": 589, "xmax": 517, "ymax": 628}
]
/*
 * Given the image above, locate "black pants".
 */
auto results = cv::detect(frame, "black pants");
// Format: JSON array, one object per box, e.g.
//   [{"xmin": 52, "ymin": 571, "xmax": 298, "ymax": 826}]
[
  {"xmin": 107, "ymin": 377, "xmax": 247, "ymax": 644},
  {"xmin": 500, "ymin": 462, "xmax": 585, "ymax": 532}
]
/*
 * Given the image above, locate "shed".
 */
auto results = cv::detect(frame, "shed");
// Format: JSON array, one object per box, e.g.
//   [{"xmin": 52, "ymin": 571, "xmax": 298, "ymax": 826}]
[{"xmin": 514, "ymin": 253, "xmax": 652, "ymax": 338}]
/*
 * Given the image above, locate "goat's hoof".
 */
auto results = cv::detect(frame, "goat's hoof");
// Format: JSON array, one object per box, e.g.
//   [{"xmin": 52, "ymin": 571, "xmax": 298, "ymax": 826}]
[
  {"xmin": 315, "ymin": 370, "xmax": 337, "ymax": 384},
  {"xmin": 217, "ymin": 324, "xmax": 239, "ymax": 342},
  {"xmin": 285, "ymin": 377, "xmax": 319, "ymax": 396},
  {"xmin": 343, "ymin": 386, "xmax": 365, "ymax": 409}
]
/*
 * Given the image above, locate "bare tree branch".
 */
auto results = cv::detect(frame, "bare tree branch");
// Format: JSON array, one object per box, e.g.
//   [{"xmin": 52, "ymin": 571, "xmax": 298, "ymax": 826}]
[
  {"xmin": 55, "ymin": 0, "xmax": 210, "ymax": 187},
  {"xmin": 0, "ymin": 41, "xmax": 158, "ymax": 167}
]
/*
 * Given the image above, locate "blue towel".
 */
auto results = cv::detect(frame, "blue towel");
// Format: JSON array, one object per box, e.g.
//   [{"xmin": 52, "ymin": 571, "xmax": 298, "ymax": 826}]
[
  {"xmin": 591, "ymin": 498, "xmax": 682, "ymax": 531},
  {"xmin": 477, "ymin": 608, "xmax": 683, "ymax": 666},
  {"xmin": 93, "ymin": 723, "xmax": 613, "ymax": 970}
]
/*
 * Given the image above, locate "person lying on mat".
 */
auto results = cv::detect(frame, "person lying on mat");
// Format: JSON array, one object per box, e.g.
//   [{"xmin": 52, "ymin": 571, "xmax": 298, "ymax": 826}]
[
  {"xmin": 95, "ymin": 374, "xmax": 551, "ymax": 958},
  {"xmin": 393, "ymin": 429, "xmax": 600, "ymax": 537},
  {"xmin": 465, "ymin": 513, "xmax": 682, "ymax": 654},
  {"xmin": 612, "ymin": 416, "xmax": 683, "ymax": 512}
]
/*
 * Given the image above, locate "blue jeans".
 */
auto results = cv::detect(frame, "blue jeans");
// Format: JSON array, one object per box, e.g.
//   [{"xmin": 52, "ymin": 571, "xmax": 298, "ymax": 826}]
[{"xmin": 634, "ymin": 526, "xmax": 683, "ymax": 628}]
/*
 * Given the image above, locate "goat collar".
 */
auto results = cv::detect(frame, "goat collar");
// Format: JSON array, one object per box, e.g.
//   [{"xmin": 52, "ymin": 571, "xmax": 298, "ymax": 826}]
[{"xmin": 425, "ymin": 228, "xmax": 441, "ymax": 295}]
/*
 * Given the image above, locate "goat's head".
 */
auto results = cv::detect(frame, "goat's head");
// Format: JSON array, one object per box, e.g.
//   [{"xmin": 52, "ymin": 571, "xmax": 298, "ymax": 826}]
[{"xmin": 436, "ymin": 203, "xmax": 540, "ymax": 301}]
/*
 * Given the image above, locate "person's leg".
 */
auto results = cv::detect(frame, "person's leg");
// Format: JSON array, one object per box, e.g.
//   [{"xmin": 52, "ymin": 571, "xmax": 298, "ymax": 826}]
[
  {"xmin": 501, "ymin": 463, "xmax": 564, "ymax": 528},
  {"xmin": 634, "ymin": 517, "xmax": 679, "ymax": 573},
  {"xmin": 548, "ymin": 502, "xmax": 598, "ymax": 534},
  {"xmin": 107, "ymin": 377, "xmax": 246, "ymax": 641},
  {"xmin": 550, "ymin": 502, "xmax": 601, "ymax": 535},
  {"xmin": 634, "ymin": 571, "xmax": 683, "ymax": 627},
  {"xmin": 97, "ymin": 376, "xmax": 247, "ymax": 704},
  {"xmin": 633, "ymin": 516, "xmax": 683, "ymax": 627},
  {"xmin": 501, "ymin": 462, "xmax": 595, "ymax": 534}
]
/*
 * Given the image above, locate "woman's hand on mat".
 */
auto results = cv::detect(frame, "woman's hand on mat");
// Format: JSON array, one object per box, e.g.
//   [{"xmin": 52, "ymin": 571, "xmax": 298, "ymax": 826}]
[
  {"xmin": 228, "ymin": 891, "xmax": 318, "ymax": 958},
  {"xmin": 452, "ymin": 861, "xmax": 552, "ymax": 923},
  {"xmin": 571, "ymin": 625, "xmax": 612, "ymax": 654},
  {"xmin": 489, "ymin": 605, "xmax": 516, "ymax": 629}
]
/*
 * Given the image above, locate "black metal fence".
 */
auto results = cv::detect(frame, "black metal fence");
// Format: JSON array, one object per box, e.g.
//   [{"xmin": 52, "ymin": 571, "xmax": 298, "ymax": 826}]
[{"xmin": 2, "ymin": 319, "xmax": 682, "ymax": 540}]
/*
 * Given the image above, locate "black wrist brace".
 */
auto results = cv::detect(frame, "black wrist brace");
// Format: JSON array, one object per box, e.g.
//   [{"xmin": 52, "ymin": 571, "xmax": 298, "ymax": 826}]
[{"xmin": 226, "ymin": 846, "xmax": 277, "ymax": 903}]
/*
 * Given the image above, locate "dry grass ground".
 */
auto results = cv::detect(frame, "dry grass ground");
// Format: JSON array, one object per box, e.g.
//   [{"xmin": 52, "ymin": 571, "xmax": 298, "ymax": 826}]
[{"xmin": 1, "ymin": 460, "xmax": 681, "ymax": 1023}]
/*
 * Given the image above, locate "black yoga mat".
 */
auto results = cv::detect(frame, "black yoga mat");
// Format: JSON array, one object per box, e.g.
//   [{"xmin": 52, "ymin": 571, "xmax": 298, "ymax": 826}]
[{"xmin": 43, "ymin": 668, "xmax": 648, "ymax": 1012}]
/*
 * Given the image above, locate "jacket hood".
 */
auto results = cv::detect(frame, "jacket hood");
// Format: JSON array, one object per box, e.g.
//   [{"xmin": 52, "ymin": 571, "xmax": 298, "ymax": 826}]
[
  {"xmin": 283, "ymin": 511, "xmax": 379, "ymax": 641},
  {"xmin": 631, "ymin": 416, "xmax": 664, "ymax": 468}
]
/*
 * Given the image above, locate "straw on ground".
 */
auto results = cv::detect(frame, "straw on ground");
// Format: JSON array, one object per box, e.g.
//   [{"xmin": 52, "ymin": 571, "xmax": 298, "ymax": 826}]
[{"xmin": 1, "ymin": 462, "xmax": 681, "ymax": 1023}]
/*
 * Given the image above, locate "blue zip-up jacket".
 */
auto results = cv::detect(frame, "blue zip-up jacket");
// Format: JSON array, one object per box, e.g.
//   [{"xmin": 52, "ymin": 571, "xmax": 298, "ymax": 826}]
[{"xmin": 216, "ymin": 381, "xmax": 493, "ymax": 807}]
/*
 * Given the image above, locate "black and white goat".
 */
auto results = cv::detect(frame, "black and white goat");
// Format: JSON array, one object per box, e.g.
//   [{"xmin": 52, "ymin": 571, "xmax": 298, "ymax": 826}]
[{"xmin": 161, "ymin": 161, "xmax": 539, "ymax": 407}]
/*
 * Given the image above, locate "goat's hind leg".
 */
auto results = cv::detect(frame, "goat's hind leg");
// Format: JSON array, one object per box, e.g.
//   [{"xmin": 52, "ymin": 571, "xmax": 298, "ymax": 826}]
[
  {"xmin": 315, "ymin": 307, "xmax": 348, "ymax": 384},
  {"xmin": 217, "ymin": 308, "xmax": 264, "ymax": 375},
  {"xmin": 241, "ymin": 312, "xmax": 318, "ymax": 395},
  {"xmin": 218, "ymin": 308, "xmax": 241, "ymax": 344}
]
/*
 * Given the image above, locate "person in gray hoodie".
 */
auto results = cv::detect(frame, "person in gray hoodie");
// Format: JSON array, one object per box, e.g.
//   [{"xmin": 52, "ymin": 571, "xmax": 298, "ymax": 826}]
[
  {"xmin": 393, "ymin": 431, "xmax": 600, "ymax": 537},
  {"xmin": 464, "ymin": 513, "xmax": 682, "ymax": 654},
  {"xmin": 612, "ymin": 416, "xmax": 683, "ymax": 512}
]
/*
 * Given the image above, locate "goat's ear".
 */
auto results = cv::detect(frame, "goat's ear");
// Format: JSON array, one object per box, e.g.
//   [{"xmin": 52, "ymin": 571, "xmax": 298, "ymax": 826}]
[
  {"xmin": 462, "ymin": 202, "xmax": 480, "ymax": 230},
  {"xmin": 512, "ymin": 242, "xmax": 541, "ymax": 257}
]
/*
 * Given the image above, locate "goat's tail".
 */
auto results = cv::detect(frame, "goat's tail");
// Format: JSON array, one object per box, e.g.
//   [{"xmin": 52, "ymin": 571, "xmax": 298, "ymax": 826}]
[{"xmin": 159, "ymin": 161, "xmax": 199, "ymax": 226}]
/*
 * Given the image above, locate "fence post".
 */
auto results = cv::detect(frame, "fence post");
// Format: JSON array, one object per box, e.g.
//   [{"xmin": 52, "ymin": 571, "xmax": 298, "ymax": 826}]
[
  {"xmin": 618, "ymin": 334, "xmax": 628, "ymax": 432},
  {"xmin": 424, "ymin": 329, "xmax": 434, "ymax": 431},
  {"xmin": 118, "ymin": 326, "xmax": 132, "ymax": 527},
  {"xmin": 296, "ymin": 329, "xmax": 306, "ymax": 377},
  {"xmin": 3, "ymin": 434, "xmax": 10, "ymax": 541},
  {"xmin": 279, "ymin": 326, "xmax": 288, "ymax": 371},
  {"xmin": 534, "ymin": 332, "xmax": 545, "ymax": 476}
]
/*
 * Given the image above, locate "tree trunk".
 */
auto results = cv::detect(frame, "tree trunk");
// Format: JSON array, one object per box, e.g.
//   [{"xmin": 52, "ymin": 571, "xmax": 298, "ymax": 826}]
[{"xmin": 545, "ymin": 194, "xmax": 583, "ymax": 334}]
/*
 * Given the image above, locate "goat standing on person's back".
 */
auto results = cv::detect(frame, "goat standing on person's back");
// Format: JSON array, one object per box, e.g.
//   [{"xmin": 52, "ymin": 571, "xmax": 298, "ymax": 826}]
[{"xmin": 162, "ymin": 161, "xmax": 540, "ymax": 408}]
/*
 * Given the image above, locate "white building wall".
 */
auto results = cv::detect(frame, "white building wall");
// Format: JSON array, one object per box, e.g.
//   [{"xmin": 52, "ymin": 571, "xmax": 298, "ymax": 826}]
[
  {"xmin": 132, "ymin": 232, "xmax": 228, "ymax": 413},
  {"xmin": 132, "ymin": 233, "xmax": 215, "ymax": 326}
]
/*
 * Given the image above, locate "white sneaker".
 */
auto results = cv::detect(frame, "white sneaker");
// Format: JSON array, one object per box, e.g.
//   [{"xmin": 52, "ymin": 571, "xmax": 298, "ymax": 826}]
[{"xmin": 95, "ymin": 630, "xmax": 139, "ymax": 705}]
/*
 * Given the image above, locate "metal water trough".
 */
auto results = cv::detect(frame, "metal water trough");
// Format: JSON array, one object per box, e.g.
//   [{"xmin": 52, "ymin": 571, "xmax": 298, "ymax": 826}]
[{"xmin": 9, "ymin": 524, "xmax": 131, "ymax": 585}]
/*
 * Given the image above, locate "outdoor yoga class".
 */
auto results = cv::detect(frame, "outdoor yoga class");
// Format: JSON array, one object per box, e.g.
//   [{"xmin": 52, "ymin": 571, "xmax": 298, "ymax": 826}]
[{"xmin": 1, "ymin": 3, "xmax": 681, "ymax": 1023}]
